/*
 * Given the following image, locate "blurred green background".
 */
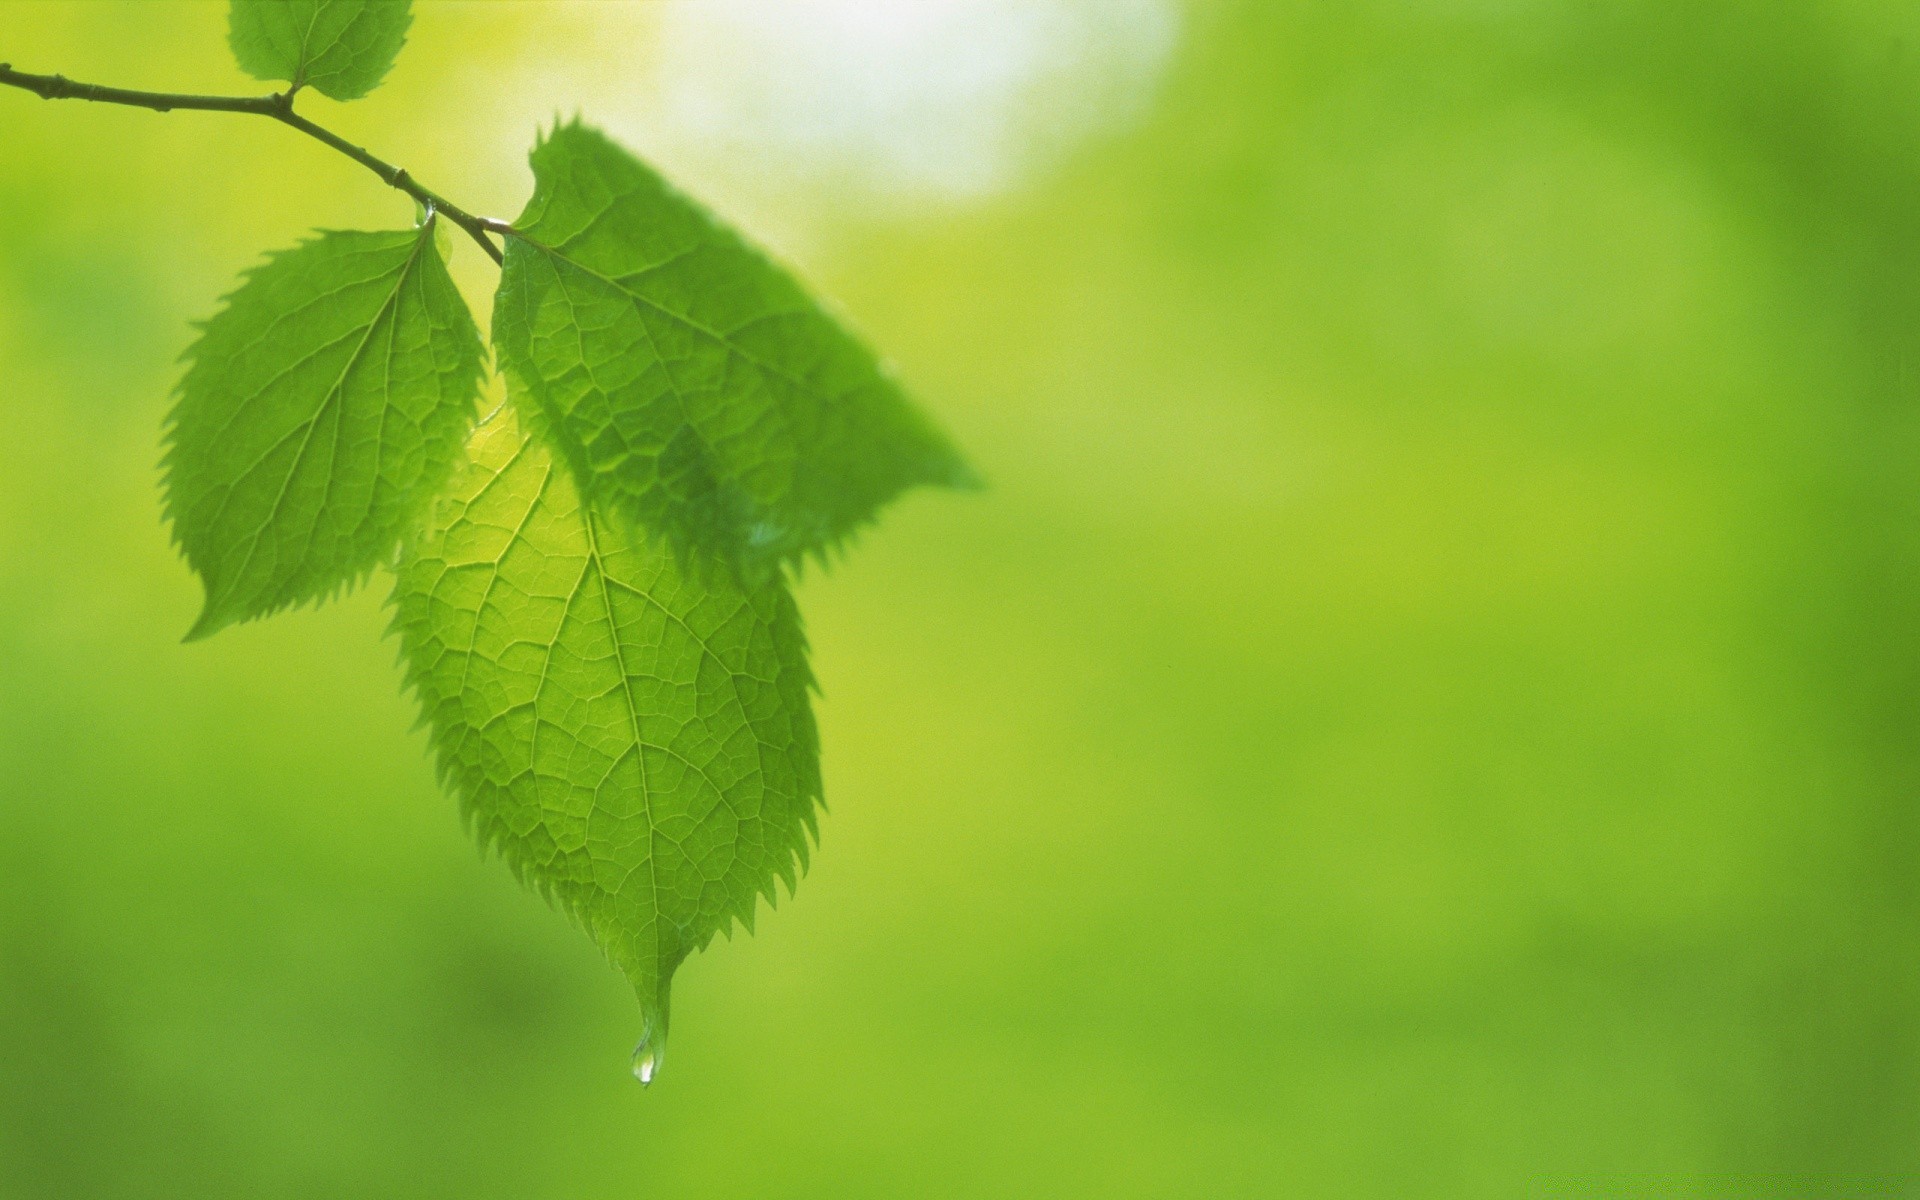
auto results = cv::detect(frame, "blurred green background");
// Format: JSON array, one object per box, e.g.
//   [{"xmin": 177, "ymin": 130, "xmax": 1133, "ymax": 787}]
[{"xmin": 4, "ymin": 1, "xmax": 1920, "ymax": 1195}]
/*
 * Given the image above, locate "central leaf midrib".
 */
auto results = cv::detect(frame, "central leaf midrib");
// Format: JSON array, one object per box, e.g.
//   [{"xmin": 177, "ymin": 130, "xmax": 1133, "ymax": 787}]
[
  {"xmin": 214, "ymin": 222, "xmax": 435, "ymax": 611},
  {"xmin": 515, "ymin": 231, "xmax": 836, "ymax": 407},
  {"xmin": 580, "ymin": 503, "xmax": 666, "ymax": 984}
]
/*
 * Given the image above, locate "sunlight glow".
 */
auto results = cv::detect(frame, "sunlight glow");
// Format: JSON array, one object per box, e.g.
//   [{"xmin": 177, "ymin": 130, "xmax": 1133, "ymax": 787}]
[{"xmin": 640, "ymin": 0, "xmax": 1180, "ymax": 206}]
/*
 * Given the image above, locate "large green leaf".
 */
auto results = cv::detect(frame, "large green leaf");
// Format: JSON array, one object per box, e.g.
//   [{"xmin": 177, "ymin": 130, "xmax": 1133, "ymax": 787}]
[
  {"xmin": 390, "ymin": 404, "xmax": 822, "ymax": 1079},
  {"xmin": 166, "ymin": 219, "xmax": 483, "ymax": 640},
  {"xmin": 228, "ymin": 0, "xmax": 411, "ymax": 102},
  {"xmin": 494, "ymin": 122, "xmax": 974, "ymax": 580}
]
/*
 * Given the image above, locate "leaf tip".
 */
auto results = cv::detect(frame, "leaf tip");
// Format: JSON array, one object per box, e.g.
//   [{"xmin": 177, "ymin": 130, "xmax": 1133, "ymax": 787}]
[{"xmin": 181, "ymin": 604, "xmax": 228, "ymax": 644}]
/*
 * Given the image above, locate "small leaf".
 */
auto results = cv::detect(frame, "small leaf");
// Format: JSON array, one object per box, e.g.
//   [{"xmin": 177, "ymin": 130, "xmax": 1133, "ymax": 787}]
[
  {"xmin": 166, "ymin": 220, "xmax": 483, "ymax": 640},
  {"xmin": 494, "ymin": 121, "xmax": 974, "ymax": 580},
  {"xmin": 228, "ymin": 0, "xmax": 412, "ymax": 102},
  {"xmin": 390, "ymin": 403, "xmax": 822, "ymax": 1066}
]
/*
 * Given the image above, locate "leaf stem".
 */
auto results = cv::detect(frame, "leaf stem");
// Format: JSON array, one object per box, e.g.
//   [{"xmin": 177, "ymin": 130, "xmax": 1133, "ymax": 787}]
[{"xmin": 0, "ymin": 62, "xmax": 507, "ymax": 265}]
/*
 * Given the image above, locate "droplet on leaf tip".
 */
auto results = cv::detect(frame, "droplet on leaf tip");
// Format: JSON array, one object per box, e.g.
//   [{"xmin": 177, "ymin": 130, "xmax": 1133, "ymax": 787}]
[
  {"xmin": 632, "ymin": 1046, "xmax": 661, "ymax": 1086},
  {"xmin": 631, "ymin": 1023, "xmax": 665, "ymax": 1086}
]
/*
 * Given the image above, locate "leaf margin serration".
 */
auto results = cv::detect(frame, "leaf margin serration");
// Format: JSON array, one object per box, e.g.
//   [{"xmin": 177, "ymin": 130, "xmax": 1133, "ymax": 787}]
[{"xmin": 162, "ymin": 215, "xmax": 485, "ymax": 641}]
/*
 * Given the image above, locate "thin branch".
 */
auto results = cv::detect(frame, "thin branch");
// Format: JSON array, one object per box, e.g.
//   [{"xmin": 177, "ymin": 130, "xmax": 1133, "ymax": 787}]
[
  {"xmin": 0, "ymin": 62, "xmax": 507, "ymax": 265},
  {"xmin": 270, "ymin": 106, "xmax": 505, "ymax": 264}
]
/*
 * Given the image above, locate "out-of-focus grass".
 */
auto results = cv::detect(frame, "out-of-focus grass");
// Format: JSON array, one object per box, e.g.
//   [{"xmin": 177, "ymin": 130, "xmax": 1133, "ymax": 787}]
[{"xmin": 2, "ymin": 2, "xmax": 1919, "ymax": 1196}]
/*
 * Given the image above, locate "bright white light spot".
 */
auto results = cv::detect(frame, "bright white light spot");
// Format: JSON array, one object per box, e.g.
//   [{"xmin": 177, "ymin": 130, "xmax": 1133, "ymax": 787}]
[
  {"xmin": 476, "ymin": 0, "xmax": 1178, "ymax": 250},
  {"xmin": 635, "ymin": 0, "xmax": 1179, "ymax": 208}
]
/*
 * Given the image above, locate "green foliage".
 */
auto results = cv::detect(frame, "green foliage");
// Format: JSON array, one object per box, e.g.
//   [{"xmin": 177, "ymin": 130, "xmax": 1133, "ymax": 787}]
[
  {"xmin": 165, "ymin": 220, "xmax": 483, "ymax": 641},
  {"xmin": 5, "ymin": 3, "xmax": 966, "ymax": 1077},
  {"xmin": 495, "ymin": 122, "xmax": 975, "ymax": 579},
  {"xmin": 389, "ymin": 405, "xmax": 822, "ymax": 1071},
  {"xmin": 228, "ymin": 0, "xmax": 412, "ymax": 102}
]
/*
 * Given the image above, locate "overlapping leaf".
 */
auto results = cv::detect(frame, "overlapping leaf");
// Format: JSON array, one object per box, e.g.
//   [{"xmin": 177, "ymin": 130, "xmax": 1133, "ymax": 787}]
[
  {"xmin": 494, "ymin": 122, "xmax": 975, "ymax": 580},
  {"xmin": 389, "ymin": 404, "xmax": 822, "ymax": 1069},
  {"xmin": 166, "ymin": 220, "xmax": 483, "ymax": 640},
  {"xmin": 175, "ymin": 2, "xmax": 965, "ymax": 1071},
  {"xmin": 228, "ymin": 0, "xmax": 412, "ymax": 101}
]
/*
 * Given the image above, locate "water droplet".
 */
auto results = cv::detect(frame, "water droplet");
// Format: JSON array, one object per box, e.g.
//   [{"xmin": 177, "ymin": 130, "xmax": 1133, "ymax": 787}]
[
  {"xmin": 630, "ymin": 1022, "xmax": 665, "ymax": 1086},
  {"xmin": 632, "ymin": 1048, "xmax": 660, "ymax": 1086}
]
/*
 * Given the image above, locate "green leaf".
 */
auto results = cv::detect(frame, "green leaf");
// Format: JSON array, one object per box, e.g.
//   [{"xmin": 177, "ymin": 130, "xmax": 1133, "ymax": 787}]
[
  {"xmin": 166, "ymin": 219, "xmax": 483, "ymax": 640},
  {"xmin": 494, "ymin": 122, "xmax": 975, "ymax": 580},
  {"xmin": 389, "ymin": 403, "xmax": 822, "ymax": 1077},
  {"xmin": 228, "ymin": 0, "xmax": 412, "ymax": 102}
]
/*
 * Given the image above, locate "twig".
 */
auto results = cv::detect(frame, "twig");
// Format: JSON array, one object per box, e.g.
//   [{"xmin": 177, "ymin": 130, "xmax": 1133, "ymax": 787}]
[{"xmin": 0, "ymin": 62, "xmax": 507, "ymax": 264}]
